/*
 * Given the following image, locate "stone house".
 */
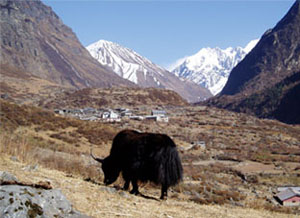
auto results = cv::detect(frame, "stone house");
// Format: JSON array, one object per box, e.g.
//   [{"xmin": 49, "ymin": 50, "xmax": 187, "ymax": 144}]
[
  {"xmin": 102, "ymin": 110, "xmax": 120, "ymax": 119},
  {"xmin": 145, "ymin": 115, "xmax": 169, "ymax": 123},
  {"xmin": 151, "ymin": 110, "xmax": 166, "ymax": 116},
  {"xmin": 275, "ymin": 187, "xmax": 300, "ymax": 206}
]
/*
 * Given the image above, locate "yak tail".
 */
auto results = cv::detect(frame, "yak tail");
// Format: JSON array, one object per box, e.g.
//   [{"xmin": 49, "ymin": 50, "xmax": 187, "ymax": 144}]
[
  {"xmin": 156, "ymin": 141, "xmax": 183, "ymax": 187},
  {"xmin": 164, "ymin": 146, "xmax": 183, "ymax": 187}
]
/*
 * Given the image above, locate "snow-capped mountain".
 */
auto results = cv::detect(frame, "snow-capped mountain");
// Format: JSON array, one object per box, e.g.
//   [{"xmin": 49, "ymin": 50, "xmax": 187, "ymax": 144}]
[
  {"xmin": 171, "ymin": 39, "xmax": 259, "ymax": 95},
  {"xmin": 86, "ymin": 40, "xmax": 212, "ymax": 102},
  {"xmin": 87, "ymin": 40, "xmax": 167, "ymax": 86}
]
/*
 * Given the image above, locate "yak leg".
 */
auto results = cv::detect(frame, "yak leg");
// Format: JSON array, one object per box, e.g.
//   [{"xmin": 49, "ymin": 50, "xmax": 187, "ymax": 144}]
[
  {"xmin": 160, "ymin": 185, "xmax": 168, "ymax": 200},
  {"xmin": 122, "ymin": 171, "xmax": 130, "ymax": 191},
  {"xmin": 130, "ymin": 179, "xmax": 139, "ymax": 195},
  {"xmin": 123, "ymin": 180, "xmax": 130, "ymax": 190}
]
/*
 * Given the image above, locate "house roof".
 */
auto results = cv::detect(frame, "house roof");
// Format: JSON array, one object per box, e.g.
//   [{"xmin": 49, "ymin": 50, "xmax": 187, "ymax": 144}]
[
  {"xmin": 276, "ymin": 188, "xmax": 300, "ymax": 201},
  {"xmin": 278, "ymin": 186, "xmax": 300, "ymax": 192},
  {"xmin": 151, "ymin": 110, "xmax": 166, "ymax": 114}
]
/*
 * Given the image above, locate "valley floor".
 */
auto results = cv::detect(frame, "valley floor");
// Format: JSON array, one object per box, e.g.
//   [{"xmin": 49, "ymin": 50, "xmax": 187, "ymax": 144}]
[{"xmin": 0, "ymin": 154, "xmax": 297, "ymax": 218}]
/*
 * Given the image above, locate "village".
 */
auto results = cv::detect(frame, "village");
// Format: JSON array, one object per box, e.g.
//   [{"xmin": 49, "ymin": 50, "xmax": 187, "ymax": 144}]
[{"xmin": 54, "ymin": 107, "xmax": 169, "ymax": 123}]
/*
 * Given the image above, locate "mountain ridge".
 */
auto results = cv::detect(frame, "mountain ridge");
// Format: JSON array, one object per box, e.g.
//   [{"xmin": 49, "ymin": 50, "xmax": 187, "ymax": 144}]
[{"xmin": 87, "ymin": 39, "xmax": 212, "ymax": 102}]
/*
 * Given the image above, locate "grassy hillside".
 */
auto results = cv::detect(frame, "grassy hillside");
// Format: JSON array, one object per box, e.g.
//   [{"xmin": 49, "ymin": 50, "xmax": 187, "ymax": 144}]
[
  {"xmin": 0, "ymin": 99, "xmax": 300, "ymax": 216},
  {"xmin": 39, "ymin": 87, "xmax": 189, "ymax": 109}
]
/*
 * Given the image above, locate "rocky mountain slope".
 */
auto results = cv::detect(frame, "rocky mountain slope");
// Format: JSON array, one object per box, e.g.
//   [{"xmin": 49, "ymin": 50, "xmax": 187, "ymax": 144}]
[
  {"xmin": 87, "ymin": 40, "xmax": 212, "ymax": 102},
  {"xmin": 0, "ymin": 0, "xmax": 133, "ymax": 103},
  {"xmin": 170, "ymin": 40, "xmax": 258, "ymax": 95},
  {"xmin": 205, "ymin": 0, "xmax": 300, "ymax": 124}
]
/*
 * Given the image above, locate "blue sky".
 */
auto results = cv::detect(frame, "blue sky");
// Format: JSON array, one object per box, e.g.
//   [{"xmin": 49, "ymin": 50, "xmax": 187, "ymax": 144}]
[{"xmin": 43, "ymin": 0, "xmax": 294, "ymax": 68}]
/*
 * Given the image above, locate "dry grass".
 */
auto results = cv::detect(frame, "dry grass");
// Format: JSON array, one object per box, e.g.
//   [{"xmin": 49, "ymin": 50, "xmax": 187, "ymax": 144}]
[
  {"xmin": 0, "ymin": 130, "xmax": 101, "ymax": 182},
  {"xmin": 0, "ymin": 154, "xmax": 297, "ymax": 218}
]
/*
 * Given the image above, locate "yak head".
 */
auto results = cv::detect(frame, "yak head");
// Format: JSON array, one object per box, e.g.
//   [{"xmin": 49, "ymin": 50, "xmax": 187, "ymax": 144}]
[
  {"xmin": 90, "ymin": 149, "xmax": 120, "ymax": 185},
  {"xmin": 101, "ymin": 156, "xmax": 120, "ymax": 185}
]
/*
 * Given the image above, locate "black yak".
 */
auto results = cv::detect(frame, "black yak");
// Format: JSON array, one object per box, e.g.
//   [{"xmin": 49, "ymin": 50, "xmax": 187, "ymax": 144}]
[{"xmin": 91, "ymin": 129, "xmax": 183, "ymax": 199}]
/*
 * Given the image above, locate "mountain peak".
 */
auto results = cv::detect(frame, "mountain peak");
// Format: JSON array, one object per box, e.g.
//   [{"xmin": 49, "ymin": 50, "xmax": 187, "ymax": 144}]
[
  {"xmin": 88, "ymin": 39, "xmax": 120, "ymax": 49},
  {"xmin": 171, "ymin": 40, "xmax": 257, "ymax": 95},
  {"xmin": 86, "ymin": 40, "xmax": 212, "ymax": 102},
  {"xmin": 87, "ymin": 39, "xmax": 165, "ymax": 82}
]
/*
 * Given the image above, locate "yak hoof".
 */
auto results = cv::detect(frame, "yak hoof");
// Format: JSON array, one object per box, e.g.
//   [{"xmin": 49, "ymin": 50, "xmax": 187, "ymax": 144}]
[
  {"xmin": 130, "ymin": 190, "xmax": 139, "ymax": 195},
  {"xmin": 122, "ymin": 185, "xmax": 129, "ymax": 191},
  {"xmin": 160, "ymin": 194, "xmax": 167, "ymax": 200}
]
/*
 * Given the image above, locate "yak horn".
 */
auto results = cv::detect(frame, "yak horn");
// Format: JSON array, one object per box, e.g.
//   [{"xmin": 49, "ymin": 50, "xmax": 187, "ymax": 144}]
[{"xmin": 90, "ymin": 148, "xmax": 104, "ymax": 163}]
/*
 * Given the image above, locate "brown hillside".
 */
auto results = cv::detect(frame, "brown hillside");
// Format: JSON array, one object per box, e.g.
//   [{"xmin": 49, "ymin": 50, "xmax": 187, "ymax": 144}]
[
  {"xmin": 0, "ymin": 0, "xmax": 134, "ymax": 96},
  {"xmin": 39, "ymin": 87, "xmax": 189, "ymax": 109}
]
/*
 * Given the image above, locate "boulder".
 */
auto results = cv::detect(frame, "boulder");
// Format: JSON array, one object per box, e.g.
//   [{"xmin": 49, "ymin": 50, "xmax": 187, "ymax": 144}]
[{"xmin": 0, "ymin": 172, "xmax": 90, "ymax": 218}]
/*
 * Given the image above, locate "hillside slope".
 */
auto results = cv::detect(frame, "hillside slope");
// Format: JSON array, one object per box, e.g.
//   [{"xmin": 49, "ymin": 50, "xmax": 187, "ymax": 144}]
[
  {"xmin": 221, "ymin": 0, "xmax": 300, "ymax": 96},
  {"xmin": 0, "ymin": 0, "xmax": 134, "ymax": 103},
  {"xmin": 205, "ymin": 0, "xmax": 300, "ymax": 124}
]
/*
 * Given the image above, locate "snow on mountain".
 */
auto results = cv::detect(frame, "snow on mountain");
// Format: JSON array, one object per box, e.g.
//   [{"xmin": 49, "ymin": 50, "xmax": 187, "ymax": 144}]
[
  {"xmin": 86, "ymin": 40, "xmax": 166, "ymax": 87},
  {"xmin": 86, "ymin": 40, "xmax": 212, "ymax": 102},
  {"xmin": 171, "ymin": 39, "xmax": 259, "ymax": 95},
  {"xmin": 244, "ymin": 39, "xmax": 260, "ymax": 53}
]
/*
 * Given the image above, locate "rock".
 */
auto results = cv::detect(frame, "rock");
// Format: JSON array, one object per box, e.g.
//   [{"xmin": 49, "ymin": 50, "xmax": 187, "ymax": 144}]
[
  {"xmin": 191, "ymin": 191, "xmax": 201, "ymax": 198},
  {"xmin": 0, "ymin": 185, "xmax": 90, "ymax": 218},
  {"xmin": 100, "ymin": 186, "xmax": 117, "ymax": 194},
  {"xmin": 0, "ymin": 171, "xmax": 18, "ymax": 184},
  {"xmin": 119, "ymin": 191, "xmax": 130, "ymax": 198},
  {"xmin": 10, "ymin": 156, "xmax": 18, "ymax": 162},
  {"xmin": 22, "ymin": 164, "xmax": 39, "ymax": 172}
]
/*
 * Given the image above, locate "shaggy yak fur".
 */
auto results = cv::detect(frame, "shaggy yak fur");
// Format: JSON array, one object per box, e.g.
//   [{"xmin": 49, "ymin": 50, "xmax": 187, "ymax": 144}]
[{"xmin": 91, "ymin": 129, "xmax": 183, "ymax": 199}]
